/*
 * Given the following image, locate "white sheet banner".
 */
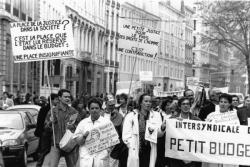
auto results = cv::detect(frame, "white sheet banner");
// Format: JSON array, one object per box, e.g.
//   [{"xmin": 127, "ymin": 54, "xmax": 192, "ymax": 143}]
[
  {"xmin": 118, "ymin": 18, "xmax": 160, "ymax": 59},
  {"xmin": 165, "ymin": 119, "xmax": 250, "ymax": 166},
  {"xmin": 10, "ymin": 19, "xmax": 75, "ymax": 63}
]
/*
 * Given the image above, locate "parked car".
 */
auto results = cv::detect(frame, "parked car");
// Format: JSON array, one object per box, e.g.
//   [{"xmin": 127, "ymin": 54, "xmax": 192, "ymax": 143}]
[
  {"xmin": 0, "ymin": 140, "xmax": 4, "ymax": 167},
  {"xmin": 6, "ymin": 105, "xmax": 41, "ymax": 123},
  {"xmin": 0, "ymin": 111, "xmax": 39, "ymax": 167}
]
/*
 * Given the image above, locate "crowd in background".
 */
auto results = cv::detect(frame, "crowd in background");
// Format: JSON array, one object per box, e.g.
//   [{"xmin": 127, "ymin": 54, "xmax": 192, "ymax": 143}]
[{"xmin": 1, "ymin": 88, "xmax": 250, "ymax": 167}]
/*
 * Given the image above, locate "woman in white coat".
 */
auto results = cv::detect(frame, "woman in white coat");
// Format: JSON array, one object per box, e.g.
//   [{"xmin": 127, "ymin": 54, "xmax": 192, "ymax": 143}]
[
  {"xmin": 203, "ymin": 93, "xmax": 239, "ymax": 167},
  {"xmin": 122, "ymin": 93, "xmax": 166, "ymax": 167},
  {"xmin": 73, "ymin": 98, "xmax": 111, "ymax": 167}
]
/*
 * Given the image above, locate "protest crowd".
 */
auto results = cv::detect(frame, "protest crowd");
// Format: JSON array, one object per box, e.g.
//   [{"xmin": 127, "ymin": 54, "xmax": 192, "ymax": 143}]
[{"xmin": 1, "ymin": 87, "xmax": 250, "ymax": 167}]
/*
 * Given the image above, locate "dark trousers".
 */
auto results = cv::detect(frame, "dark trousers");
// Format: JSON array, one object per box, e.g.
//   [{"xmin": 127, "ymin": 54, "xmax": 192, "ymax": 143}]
[
  {"xmin": 139, "ymin": 143, "xmax": 151, "ymax": 167},
  {"xmin": 36, "ymin": 131, "xmax": 51, "ymax": 167},
  {"xmin": 49, "ymin": 145, "xmax": 78, "ymax": 167},
  {"xmin": 119, "ymin": 147, "xmax": 128, "ymax": 167}
]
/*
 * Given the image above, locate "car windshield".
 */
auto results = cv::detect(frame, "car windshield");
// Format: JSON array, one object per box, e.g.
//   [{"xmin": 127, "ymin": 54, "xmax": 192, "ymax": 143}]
[
  {"xmin": 8, "ymin": 108, "xmax": 38, "ymax": 116},
  {"xmin": 0, "ymin": 113, "xmax": 24, "ymax": 130}
]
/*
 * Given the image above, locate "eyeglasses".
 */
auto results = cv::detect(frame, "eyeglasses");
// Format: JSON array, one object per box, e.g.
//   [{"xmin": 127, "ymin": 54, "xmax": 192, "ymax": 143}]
[{"xmin": 181, "ymin": 103, "xmax": 190, "ymax": 106}]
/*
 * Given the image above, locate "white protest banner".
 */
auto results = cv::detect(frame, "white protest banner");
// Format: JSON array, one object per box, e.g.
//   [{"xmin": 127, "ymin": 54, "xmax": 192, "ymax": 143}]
[
  {"xmin": 206, "ymin": 110, "xmax": 240, "ymax": 125},
  {"xmin": 10, "ymin": 19, "xmax": 75, "ymax": 63},
  {"xmin": 118, "ymin": 18, "xmax": 160, "ymax": 59},
  {"xmin": 165, "ymin": 119, "xmax": 250, "ymax": 166},
  {"xmin": 145, "ymin": 121, "xmax": 159, "ymax": 143},
  {"xmin": 139, "ymin": 71, "xmax": 153, "ymax": 81},
  {"xmin": 85, "ymin": 122, "xmax": 120, "ymax": 154}
]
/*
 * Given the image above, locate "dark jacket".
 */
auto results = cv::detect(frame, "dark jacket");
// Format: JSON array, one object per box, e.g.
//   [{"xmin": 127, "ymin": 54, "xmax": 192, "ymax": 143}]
[
  {"xmin": 237, "ymin": 106, "xmax": 248, "ymax": 125},
  {"xmin": 45, "ymin": 102, "xmax": 79, "ymax": 145},
  {"xmin": 198, "ymin": 100, "xmax": 215, "ymax": 121},
  {"xmin": 168, "ymin": 112, "xmax": 201, "ymax": 167},
  {"xmin": 34, "ymin": 104, "xmax": 50, "ymax": 137}
]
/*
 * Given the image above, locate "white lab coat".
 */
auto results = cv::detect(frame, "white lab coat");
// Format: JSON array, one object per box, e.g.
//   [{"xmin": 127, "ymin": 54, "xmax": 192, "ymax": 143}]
[
  {"xmin": 122, "ymin": 109, "xmax": 164, "ymax": 167},
  {"xmin": 202, "ymin": 108, "xmax": 239, "ymax": 167},
  {"xmin": 74, "ymin": 116, "xmax": 110, "ymax": 167}
]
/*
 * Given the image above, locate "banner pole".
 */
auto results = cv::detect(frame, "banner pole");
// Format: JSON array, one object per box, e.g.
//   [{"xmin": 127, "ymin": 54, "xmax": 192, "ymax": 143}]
[
  {"xmin": 127, "ymin": 40, "xmax": 139, "ymax": 107},
  {"xmin": 44, "ymin": 60, "xmax": 56, "ymax": 147}
]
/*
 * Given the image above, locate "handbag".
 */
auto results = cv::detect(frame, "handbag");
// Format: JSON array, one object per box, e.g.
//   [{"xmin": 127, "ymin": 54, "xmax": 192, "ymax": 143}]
[
  {"xmin": 110, "ymin": 139, "xmax": 128, "ymax": 159},
  {"xmin": 59, "ymin": 129, "xmax": 77, "ymax": 152}
]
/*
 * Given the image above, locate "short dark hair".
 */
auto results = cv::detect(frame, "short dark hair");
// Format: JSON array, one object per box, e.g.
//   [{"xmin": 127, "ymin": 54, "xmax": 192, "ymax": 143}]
[
  {"xmin": 138, "ymin": 93, "xmax": 151, "ymax": 110},
  {"xmin": 88, "ymin": 97, "xmax": 102, "ymax": 109},
  {"xmin": 58, "ymin": 89, "xmax": 71, "ymax": 97},
  {"xmin": 50, "ymin": 93, "xmax": 58, "ymax": 101},
  {"xmin": 172, "ymin": 95, "xmax": 178, "ymax": 100},
  {"xmin": 219, "ymin": 93, "xmax": 232, "ymax": 104},
  {"xmin": 161, "ymin": 98, "xmax": 173, "ymax": 111},
  {"xmin": 120, "ymin": 93, "xmax": 128, "ymax": 102},
  {"xmin": 178, "ymin": 97, "xmax": 191, "ymax": 108},
  {"xmin": 231, "ymin": 95, "xmax": 239, "ymax": 102},
  {"xmin": 183, "ymin": 89, "xmax": 194, "ymax": 97}
]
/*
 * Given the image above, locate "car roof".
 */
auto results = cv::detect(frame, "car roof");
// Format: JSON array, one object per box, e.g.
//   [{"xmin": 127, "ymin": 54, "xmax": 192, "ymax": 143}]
[
  {"xmin": 7, "ymin": 104, "xmax": 41, "ymax": 111},
  {"xmin": 0, "ymin": 110, "xmax": 26, "ymax": 116}
]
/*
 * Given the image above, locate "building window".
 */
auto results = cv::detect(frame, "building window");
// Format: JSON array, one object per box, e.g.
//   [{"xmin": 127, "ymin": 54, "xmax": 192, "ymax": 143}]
[
  {"xmin": 5, "ymin": 0, "xmax": 11, "ymax": 13},
  {"xmin": 53, "ymin": 59, "xmax": 60, "ymax": 75},
  {"xmin": 194, "ymin": 20, "xmax": 196, "ymax": 30},
  {"xmin": 106, "ymin": 10, "xmax": 109, "ymax": 29},
  {"xmin": 192, "ymin": 69, "xmax": 195, "ymax": 77},
  {"xmin": 193, "ymin": 36, "xmax": 196, "ymax": 47},
  {"xmin": 236, "ymin": 86, "xmax": 240, "ymax": 93}
]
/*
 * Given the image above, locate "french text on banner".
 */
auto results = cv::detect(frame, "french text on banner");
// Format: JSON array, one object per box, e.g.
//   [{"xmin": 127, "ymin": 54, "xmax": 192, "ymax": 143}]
[
  {"xmin": 85, "ymin": 122, "xmax": 120, "ymax": 155},
  {"xmin": 165, "ymin": 119, "xmax": 250, "ymax": 166},
  {"xmin": 10, "ymin": 19, "xmax": 75, "ymax": 63}
]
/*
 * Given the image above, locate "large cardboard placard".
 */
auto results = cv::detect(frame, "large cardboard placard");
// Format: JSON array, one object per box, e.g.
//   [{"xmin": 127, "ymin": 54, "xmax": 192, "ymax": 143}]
[
  {"xmin": 10, "ymin": 19, "xmax": 75, "ymax": 63},
  {"xmin": 165, "ymin": 119, "xmax": 250, "ymax": 166},
  {"xmin": 85, "ymin": 122, "xmax": 119, "ymax": 154},
  {"xmin": 118, "ymin": 18, "xmax": 160, "ymax": 59}
]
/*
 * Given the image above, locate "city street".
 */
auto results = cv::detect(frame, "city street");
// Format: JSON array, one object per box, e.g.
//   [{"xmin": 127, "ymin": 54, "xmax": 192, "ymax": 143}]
[{"xmin": 5, "ymin": 154, "xmax": 66, "ymax": 167}]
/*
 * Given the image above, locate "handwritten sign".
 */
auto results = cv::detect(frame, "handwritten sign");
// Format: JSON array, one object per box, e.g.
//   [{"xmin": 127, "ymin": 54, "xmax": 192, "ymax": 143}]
[
  {"xmin": 139, "ymin": 71, "xmax": 153, "ymax": 81},
  {"xmin": 145, "ymin": 121, "xmax": 158, "ymax": 143},
  {"xmin": 205, "ymin": 110, "xmax": 240, "ymax": 125},
  {"xmin": 10, "ymin": 19, "xmax": 75, "ymax": 63},
  {"xmin": 85, "ymin": 122, "xmax": 119, "ymax": 154},
  {"xmin": 118, "ymin": 18, "xmax": 160, "ymax": 59}
]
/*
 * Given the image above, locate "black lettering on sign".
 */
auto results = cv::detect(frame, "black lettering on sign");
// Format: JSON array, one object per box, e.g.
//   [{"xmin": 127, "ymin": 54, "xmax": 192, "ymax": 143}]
[
  {"xmin": 237, "ymin": 144, "xmax": 244, "ymax": 157},
  {"xmin": 170, "ymin": 138, "xmax": 176, "ymax": 149},
  {"xmin": 177, "ymin": 139, "xmax": 184, "ymax": 151},
  {"xmin": 245, "ymin": 145, "xmax": 250, "ymax": 157},
  {"xmin": 210, "ymin": 142, "xmax": 216, "ymax": 154},
  {"xmin": 219, "ymin": 143, "xmax": 226, "ymax": 155},
  {"xmin": 227, "ymin": 143, "xmax": 235, "ymax": 156}
]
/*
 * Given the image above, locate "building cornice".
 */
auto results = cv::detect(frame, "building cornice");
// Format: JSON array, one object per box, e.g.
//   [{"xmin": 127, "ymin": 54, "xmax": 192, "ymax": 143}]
[{"xmin": 122, "ymin": 2, "xmax": 161, "ymax": 20}]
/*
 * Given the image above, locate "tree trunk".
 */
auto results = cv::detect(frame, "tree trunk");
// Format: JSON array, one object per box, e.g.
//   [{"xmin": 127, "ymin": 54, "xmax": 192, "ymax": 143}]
[{"xmin": 246, "ymin": 54, "xmax": 250, "ymax": 95}]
